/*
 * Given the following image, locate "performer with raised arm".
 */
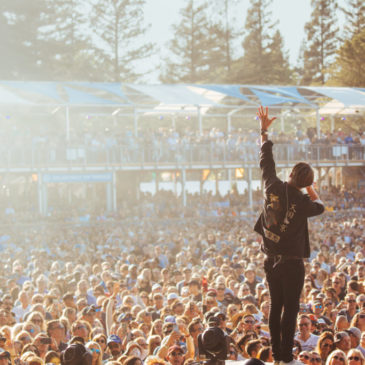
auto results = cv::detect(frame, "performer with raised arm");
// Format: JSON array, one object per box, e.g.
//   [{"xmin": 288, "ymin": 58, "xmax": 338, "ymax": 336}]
[{"xmin": 254, "ymin": 106, "xmax": 325, "ymax": 365}]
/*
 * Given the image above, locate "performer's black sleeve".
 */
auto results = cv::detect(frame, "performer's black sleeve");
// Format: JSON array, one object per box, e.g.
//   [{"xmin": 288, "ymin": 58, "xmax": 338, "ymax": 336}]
[
  {"xmin": 259, "ymin": 140, "xmax": 280, "ymax": 192},
  {"xmin": 302, "ymin": 195, "xmax": 325, "ymax": 218}
]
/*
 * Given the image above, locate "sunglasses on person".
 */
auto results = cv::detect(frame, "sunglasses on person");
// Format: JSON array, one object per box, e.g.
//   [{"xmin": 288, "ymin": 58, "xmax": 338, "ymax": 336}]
[
  {"xmin": 360, "ymin": 314, "xmax": 365, "ymax": 319},
  {"xmin": 348, "ymin": 357, "xmax": 361, "ymax": 362},
  {"xmin": 96, "ymin": 339, "xmax": 106, "ymax": 344},
  {"xmin": 310, "ymin": 357, "xmax": 321, "ymax": 363},
  {"xmin": 300, "ymin": 355, "xmax": 310, "ymax": 360},
  {"xmin": 109, "ymin": 343, "xmax": 120, "ymax": 349},
  {"xmin": 244, "ymin": 320, "xmax": 255, "ymax": 324},
  {"xmin": 323, "ymin": 343, "xmax": 333, "ymax": 348},
  {"xmin": 333, "ymin": 356, "xmax": 345, "ymax": 362},
  {"xmin": 89, "ymin": 348, "xmax": 101, "ymax": 354},
  {"xmin": 170, "ymin": 352, "xmax": 183, "ymax": 357},
  {"xmin": 299, "ymin": 323, "xmax": 310, "ymax": 327},
  {"xmin": 348, "ymin": 299, "xmax": 356, "ymax": 303}
]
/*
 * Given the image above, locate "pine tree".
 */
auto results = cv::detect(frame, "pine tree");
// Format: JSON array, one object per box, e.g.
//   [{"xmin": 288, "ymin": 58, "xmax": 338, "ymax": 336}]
[
  {"xmin": 341, "ymin": 0, "xmax": 365, "ymax": 40},
  {"xmin": 234, "ymin": 0, "xmax": 291, "ymax": 84},
  {"xmin": 41, "ymin": 0, "xmax": 99, "ymax": 80},
  {"xmin": 208, "ymin": 0, "xmax": 243, "ymax": 82},
  {"xmin": 160, "ymin": 0, "xmax": 223, "ymax": 83},
  {"xmin": 91, "ymin": 0, "xmax": 154, "ymax": 82},
  {"xmin": 329, "ymin": 29, "xmax": 365, "ymax": 86},
  {"xmin": 267, "ymin": 30, "xmax": 292, "ymax": 84},
  {"xmin": 301, "ymin": 0, "xmax": 339, "ymax": 85}
]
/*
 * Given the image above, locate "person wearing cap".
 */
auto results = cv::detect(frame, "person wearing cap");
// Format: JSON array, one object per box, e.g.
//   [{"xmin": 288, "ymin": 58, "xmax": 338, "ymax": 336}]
[
  {"xmin": 166, "ymin": 345, "xmax": 184, "ymax": 365},
  {"xmin": 167, "ymin": 293, "xmax": 179, "ymax": 306},
  {"xmin": 107, "ymin": 335, "xmax": 123, "ymax": 360},
  {"xmin": 335, "ymin": 331, "xmax": 352, "ymax": 354},
  {"xmin": 80, "ymin": 307, "xmax": 96, "ymax": 327},
  {"xmin": 255, "ymin": 107, "xmax": 325, "ymax": 365},
  {"xmin": 243, "ymin": 264, "xmax": 261, "ymax": 296},
  {"xmin": 346, "ymin": 328, "xmax": 365, "ymax": 355}
]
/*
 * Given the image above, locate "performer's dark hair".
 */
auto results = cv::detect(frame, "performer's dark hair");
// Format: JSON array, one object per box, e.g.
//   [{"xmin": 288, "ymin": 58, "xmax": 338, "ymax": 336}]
[{"xmin": 290, "ymin": 162, "xmax": 314, "ymax": 188}]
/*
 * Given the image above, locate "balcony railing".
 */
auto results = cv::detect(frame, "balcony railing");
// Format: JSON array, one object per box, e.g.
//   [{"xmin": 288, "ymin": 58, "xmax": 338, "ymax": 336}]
[{"xmin": 1, "ymin": 143, "xmax": 364, "ymax": 168}]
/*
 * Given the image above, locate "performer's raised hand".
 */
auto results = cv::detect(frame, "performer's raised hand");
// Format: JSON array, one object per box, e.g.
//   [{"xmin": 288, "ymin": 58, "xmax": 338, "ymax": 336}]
[{"xmin": 257, "ymin": 106, "xmax": 276, "ymax": 131}]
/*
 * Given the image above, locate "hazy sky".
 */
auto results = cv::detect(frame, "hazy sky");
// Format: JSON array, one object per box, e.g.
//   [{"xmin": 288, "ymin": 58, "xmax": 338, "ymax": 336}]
[{"xmin": 143, "ymin": 0, "xmax": 344, "ymax": 81}]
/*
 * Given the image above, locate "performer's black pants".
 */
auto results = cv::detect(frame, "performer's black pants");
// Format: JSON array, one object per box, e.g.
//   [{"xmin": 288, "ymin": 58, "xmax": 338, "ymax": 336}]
[{"xmin": 264, "ymin": 257, "xmax": 305, "ymax": 363}]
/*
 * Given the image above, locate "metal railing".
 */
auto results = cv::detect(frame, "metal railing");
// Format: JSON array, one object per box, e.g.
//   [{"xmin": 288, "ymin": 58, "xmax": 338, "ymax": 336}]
[{"xmin": 0, "ymin": 143, "xmax": 364, "ymax": 168}]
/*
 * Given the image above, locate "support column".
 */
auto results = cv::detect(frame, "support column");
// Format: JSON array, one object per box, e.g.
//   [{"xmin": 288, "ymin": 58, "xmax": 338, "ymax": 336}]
[
  {"xmin": 38, "ymin": 173, "xmax": 43, "ymax": 215},
  {"xmin": 228, "ymin": 169, "xmax": 232, "ymax": 189},
  {"xmin": 197, "ymin": 106, "xmax": 202, "ymax": 135},
  {"xmin": 182, "ymin": 169, "xmax": 186, "ymax": 207},
  {"xmin": 172, "ymin": 115, "xmax": 176, "ymax": 130},
  {"xmin": 66, "ymin": 107, "xmax": 70, "ymax": 142},
  {"xmin": 330, "ymin": 115, "xmax": 335, "ymax": 133},
  {"xmin": 316, "ymin": 109, "xmax": 321, "ymax": 139},
  {"xmin": 280, "ymin": 115, "xmax": 284, "ymax": 132},
  {"xmin": 155, "ymin": 171, "xmax": 159, "ymax": 195},
  {"xmin": 227, "ymin": 115, "xmax": 232, "ymax": 133},
  {"xmin": 112, "ymin": 171, "xmax": 117, "ymax": 212},
  {"xmin": 248, "ymin": 167, "xmax": 253, "ymax": 210},
  {"xmin": 215, "ymin": 170, "xmax": 219, "ymax": 196},
  {"xmin": 134, "ymin": 109, "xmax": 138, "ymax": 137},
  {"xmin": 173, "ymin": 172, "xmax": 177, "ymax": 196},
  {"xmin": 42, "ymin": 182, "xmax": 48, "ymax": 216},
  {"xmin": 106, "ymin": 182, "xmax": 112, "ymax": 212}
]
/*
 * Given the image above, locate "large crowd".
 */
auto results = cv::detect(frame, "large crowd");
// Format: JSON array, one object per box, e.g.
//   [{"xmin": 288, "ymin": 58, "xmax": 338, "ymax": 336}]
[
  {"xmin": 0, "ymin": 182, "xmax": 363, "ymax": 365},
  {"xmin": 1, "ymin": 125, "xmax": 365, "ymax": 166}
]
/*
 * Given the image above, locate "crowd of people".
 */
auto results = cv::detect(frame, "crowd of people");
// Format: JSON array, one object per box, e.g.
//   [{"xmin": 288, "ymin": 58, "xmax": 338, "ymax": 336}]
[
  {"xmin": 1, "ymin": 124, "xmax": 365, "ymax": 166},
  {"xmin": 0, "ymin": 182, "xmax": 363, "ymax": 365}
]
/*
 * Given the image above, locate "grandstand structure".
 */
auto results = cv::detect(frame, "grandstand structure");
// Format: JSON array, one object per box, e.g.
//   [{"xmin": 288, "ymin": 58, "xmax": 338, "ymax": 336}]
[{"xmin": 0, "ymin": 82, "xmax": 364, "ymax": 214}]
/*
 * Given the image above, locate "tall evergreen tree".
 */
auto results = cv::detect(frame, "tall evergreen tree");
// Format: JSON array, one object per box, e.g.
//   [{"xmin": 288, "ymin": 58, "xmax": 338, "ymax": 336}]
[
  {"xmin": 233, "ymin": 0, "xmax": 291, "ymax": 84},
  {"xmin": 91, "ymin": 0, "xmax": 154, "ymax": 82},
  {"xmin": 329, "ymin": 29, "xmax": 365, "ymax": 86},
  {"xmin": 208, "ymin": 0, "xmax": 243, "ymax": 81},
  {"xmin": 41, "ymin": 0, "xmax": 99, "ymax": 80},
  {"xmin": 340, "ymin": 0, "xmax": 365, "ymax": 40},
  {"xmin": 160, "ymin": 0, "xmax": 224, "ymax": 83},
  {"xmin": 0, "ymin": 0, "xmax": 48, "ymax": 79},
  {"xmin": 301, "ymin": 0, "xmax": 339, "ymax": 85},
  {"xmin": 267, "ymin": 30, "xmax": 292, "ymax": 84}
]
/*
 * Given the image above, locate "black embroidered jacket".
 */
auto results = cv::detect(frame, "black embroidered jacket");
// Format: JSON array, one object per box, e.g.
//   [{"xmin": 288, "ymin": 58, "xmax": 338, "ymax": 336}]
[{"xmin": 254, "ymin": 141, "xmax": 325, "ymax": 258}]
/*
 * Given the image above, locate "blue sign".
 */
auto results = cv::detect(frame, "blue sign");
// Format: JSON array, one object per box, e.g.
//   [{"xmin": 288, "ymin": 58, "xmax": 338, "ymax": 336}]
[{"xmin": 43, "ymin": 173, "xmax": 112, "ymax": 183}]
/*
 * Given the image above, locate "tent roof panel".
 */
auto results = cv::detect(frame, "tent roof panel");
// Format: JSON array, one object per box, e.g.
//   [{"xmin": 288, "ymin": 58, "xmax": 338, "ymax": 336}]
[
  {"xmin": 0, "ymin": 85, "xmax": 33, "ymax": 104},
  {"xmin": 304, "ymin": 87, "xmax": 365, "ymax": 107},
  {"xmin": 128, "ymin": 84, "xmax": 215, "ymax": 105}
]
